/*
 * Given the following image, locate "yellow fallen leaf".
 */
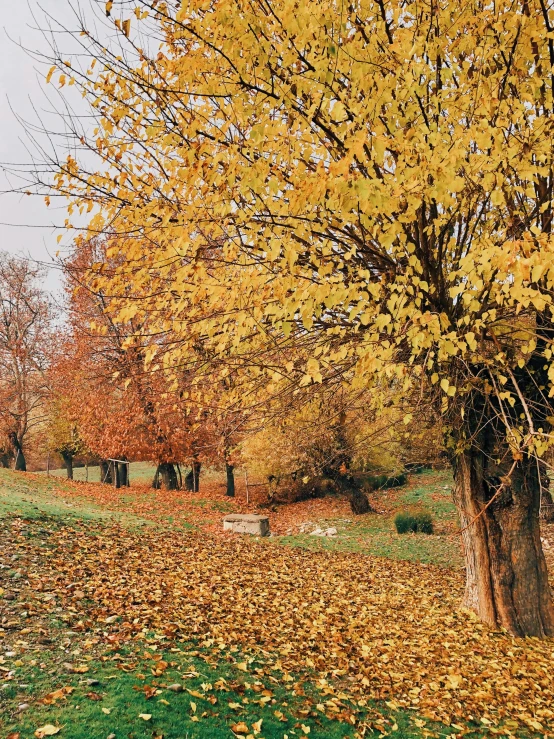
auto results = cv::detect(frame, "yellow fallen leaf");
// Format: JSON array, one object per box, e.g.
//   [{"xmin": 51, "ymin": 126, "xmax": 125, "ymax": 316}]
[
  {"xmin": 236, "ymin": 662, "xmax": 248, "ymax": 672},
  {"xmin": 231, "ymin": 722, "xmax": 249, "ymax": 735},
  {"xmin": 252, "ymin": 718, "xmax": 263, "ymax": 733},
  {"xmin": 35, "ymin": 727, "xmax": 60, "ymax": 738},
  {"xmin": 446, "ymin": 674, "xmax": 463, "ymax": 689},
  {"xmin": 101, "ymin": 708, "xmax": 111, "ymax": 715},
  {"xmin": 158, "ymin": 699, "xmax": 170, "ymax": 705},
  {"xmin": 190, "ymin": 701, "xmax": 197, "ymax": 713},
  {"xmin": 301, "ymin": 725, "xmax": 310, "ymax": 734},
  {"xmin": 139, "ymin": 713, "xmax": 152, "ymax": 720}
]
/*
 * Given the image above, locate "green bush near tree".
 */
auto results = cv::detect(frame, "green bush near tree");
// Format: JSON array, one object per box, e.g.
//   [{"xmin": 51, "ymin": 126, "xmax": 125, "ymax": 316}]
[{"xmin": 395, "ymin": 511, "xmax": 434, "ymax": 535}]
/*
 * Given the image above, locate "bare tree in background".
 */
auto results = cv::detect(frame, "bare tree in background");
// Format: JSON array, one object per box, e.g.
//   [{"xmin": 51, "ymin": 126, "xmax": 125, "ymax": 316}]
[{"xmin": 0, "ymin": 253, "xmax": 52, "ymax": 471}]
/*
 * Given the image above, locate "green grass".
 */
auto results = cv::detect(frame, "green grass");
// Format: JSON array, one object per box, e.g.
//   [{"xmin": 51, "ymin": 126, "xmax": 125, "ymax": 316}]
[
  {"xmin": 275, "ymin": 520, "xmax": 461, "ymax": 568},
  {"xmin": 1, "ymin": 467, "xmax": 463, "ymax": 568},
  {"xmin": 272, "ymin": 470, "xmax": 462, "ymax": 569},
  {"xmin": 1, "ymin": 618, "xmax": 453, "ymax": 739},
  {"xmin": 399, "ymin": 470, "xmax": 456, "ymax": 521},
  {"xmin": 0, "ymin": 468, "xmax": 152, "ymax": 528}
]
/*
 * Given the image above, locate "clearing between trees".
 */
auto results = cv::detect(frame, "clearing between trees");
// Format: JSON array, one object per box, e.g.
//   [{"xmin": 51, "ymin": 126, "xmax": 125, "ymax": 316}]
[{"xmin": 1, "ymin": 468, "xmax": 553, "ymax": 739}]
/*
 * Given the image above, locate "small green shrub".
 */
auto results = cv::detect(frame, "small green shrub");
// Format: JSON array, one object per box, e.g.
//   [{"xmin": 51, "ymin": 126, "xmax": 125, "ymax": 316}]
[
  {"xmin": 362, "ymin": 471, "xmax": 408, "ymax": 491},
  {"xmin": 415, "ymin": 512, "xmax": 433, "ymax": 534},
  {"xmin": 386, "ymin": 472, "xmax": 408, "ymax": 488},
  {"xmin": 394, "ymin": 512, "xmax": 417, "ymax": 534},
  {"xmin": 394, "ymin": 511, "xmax": 434, "ymax": 535},
  {"xmin": 414, "ymin": 511, "xmax": 434, "ymax": 534}
]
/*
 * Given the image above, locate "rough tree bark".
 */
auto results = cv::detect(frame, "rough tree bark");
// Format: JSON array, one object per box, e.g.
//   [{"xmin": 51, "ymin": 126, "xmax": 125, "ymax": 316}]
[
  {"xmin": 185, "ymin": 460, "xmax": 201, "ymax": 492},
  {"xmin": 154, "ymin": 462, "xmax": 179, "ymax": 490},
  {"xmin": 225, "ymin": 462, "xmax": 235, "ymax": 497},
  {"xmin": 8, "ymin": 432, "xmax": 26, "ymax": 472},
  {"xmin": 454, "ymin": 449, "xmax": 554, "ymax": 637},
  {"xmin": 117, "ymin": 460, "xmax": 129, "ymax": 487},
  {"xmin": 184, "ymin": 469, "xmax": 193, "ymax": 490},
  {"xmin": 60, "ymin": 450, "xmax": 74, "ymax": 480}
]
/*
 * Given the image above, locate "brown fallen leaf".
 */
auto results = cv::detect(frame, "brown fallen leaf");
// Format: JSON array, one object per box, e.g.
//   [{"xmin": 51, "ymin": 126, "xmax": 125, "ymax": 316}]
[
  {"xmin": 86, "ymin": 691, "xmax": 103, "ymax": 701},
  {"xmin": 7, "ymin": 733, "xmax": 20, "ymax": 739}
]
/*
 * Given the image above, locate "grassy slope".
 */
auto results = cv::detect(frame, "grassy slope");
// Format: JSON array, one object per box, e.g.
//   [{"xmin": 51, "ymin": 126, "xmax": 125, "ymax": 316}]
[
  {"xmin": 0, "ymin": 468, "xmax": 152, "ymax": 528},
  {"xmin": 16, "ymin": 468, "xmax": 463, "ymax": 570}
]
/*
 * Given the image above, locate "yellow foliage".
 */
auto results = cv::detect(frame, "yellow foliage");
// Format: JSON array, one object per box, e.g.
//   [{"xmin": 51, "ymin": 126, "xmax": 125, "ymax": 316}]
[{"xmin": 42, "ymin": 0, "xmax": 554, "ymax": 463}]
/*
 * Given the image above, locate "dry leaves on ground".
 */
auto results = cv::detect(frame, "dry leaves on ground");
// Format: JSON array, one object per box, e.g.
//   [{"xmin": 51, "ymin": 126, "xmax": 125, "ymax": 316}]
[
  {"xmin": 5, "ymin": 517, "xmax": 554, "ymax": 735},
  {"xmin": 27, "ymin": 473, "xmax": 358, "ymax": 534}
]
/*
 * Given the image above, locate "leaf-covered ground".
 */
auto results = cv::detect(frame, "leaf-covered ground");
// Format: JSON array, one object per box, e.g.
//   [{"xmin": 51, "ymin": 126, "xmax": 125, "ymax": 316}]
[
  {"xmin": 5, "ymin": 468, "xmax": 465, "ymax": 568},
  {"xmin": 1, "ymin": 469, "xmax": 554, "ymax": 738}
]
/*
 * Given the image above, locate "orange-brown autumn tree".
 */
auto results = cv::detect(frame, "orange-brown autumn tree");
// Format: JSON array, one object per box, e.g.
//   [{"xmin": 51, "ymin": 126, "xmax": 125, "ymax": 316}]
[{"xmin": 55, "ymin": 237, "xmax": 221, "ymax": 489}]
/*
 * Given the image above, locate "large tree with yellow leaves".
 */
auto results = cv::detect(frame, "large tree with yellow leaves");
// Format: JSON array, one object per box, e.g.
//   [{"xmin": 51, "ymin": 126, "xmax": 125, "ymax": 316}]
[{"xmin": 32, "ymin": 0, "xmax": 554, "ymax": 635}]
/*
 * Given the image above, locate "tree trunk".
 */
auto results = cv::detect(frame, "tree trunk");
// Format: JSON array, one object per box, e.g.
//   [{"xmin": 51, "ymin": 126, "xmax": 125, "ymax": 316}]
[
  {"xmin": 192, "ymin": 459, "xmax": 201, "ymax": 492},
  {"xmin": 118, "ymin": 460, "xmax": 129, "ymax": 487},
  {"xmin": 226, "ymin": 462, "xmax": 235, "ymax": 497},
  {"xmin": 152, "ymin": 466, "xmax": 160, "ymax": 489},
  {"xmin": 100, "ymin": 459, "xmax": 112, "ymax": 484},
  {"xmin": 0, "ymin": 448, "xmax": 11, "ymax": 468},
  {"xmin": 111, "ymin": 460, "xmax": 120, "ymax": 489},
  {"xmin": 156, "ymin": 462, "xmax": 179, "ymax": 490},
  {"xmin": 61, "ymin": 450, "xmax": 74, "ymax": 480},
  {"xmin": 454, "ymin": 450, "xmax": 554, "ymax": 637},
  {"xmin": 185, "ymin": 460, "xmax": 201, "ymax": 492},
  {"xmin": 8, "ymin": 432, "xmax": 26, "ymax": 472}
]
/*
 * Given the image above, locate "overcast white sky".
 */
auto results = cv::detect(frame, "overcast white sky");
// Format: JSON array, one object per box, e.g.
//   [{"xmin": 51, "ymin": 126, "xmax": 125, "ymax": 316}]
[{"xmin": 0, "ymin": 0, "xmax": 92, "ymax": 292}]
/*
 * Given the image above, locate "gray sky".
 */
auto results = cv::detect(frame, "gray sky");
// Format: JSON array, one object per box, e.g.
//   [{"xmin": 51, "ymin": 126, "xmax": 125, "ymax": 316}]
[{"xmin": 0, "ymin": 0, "xmax": 90, "ymax": 292}]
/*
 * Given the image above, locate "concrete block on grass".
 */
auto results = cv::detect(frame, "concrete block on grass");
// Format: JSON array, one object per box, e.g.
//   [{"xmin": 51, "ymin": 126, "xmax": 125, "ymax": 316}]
[{"xmin": 223, "ymin": 514, "xmax": 270, "ymax": 537}]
